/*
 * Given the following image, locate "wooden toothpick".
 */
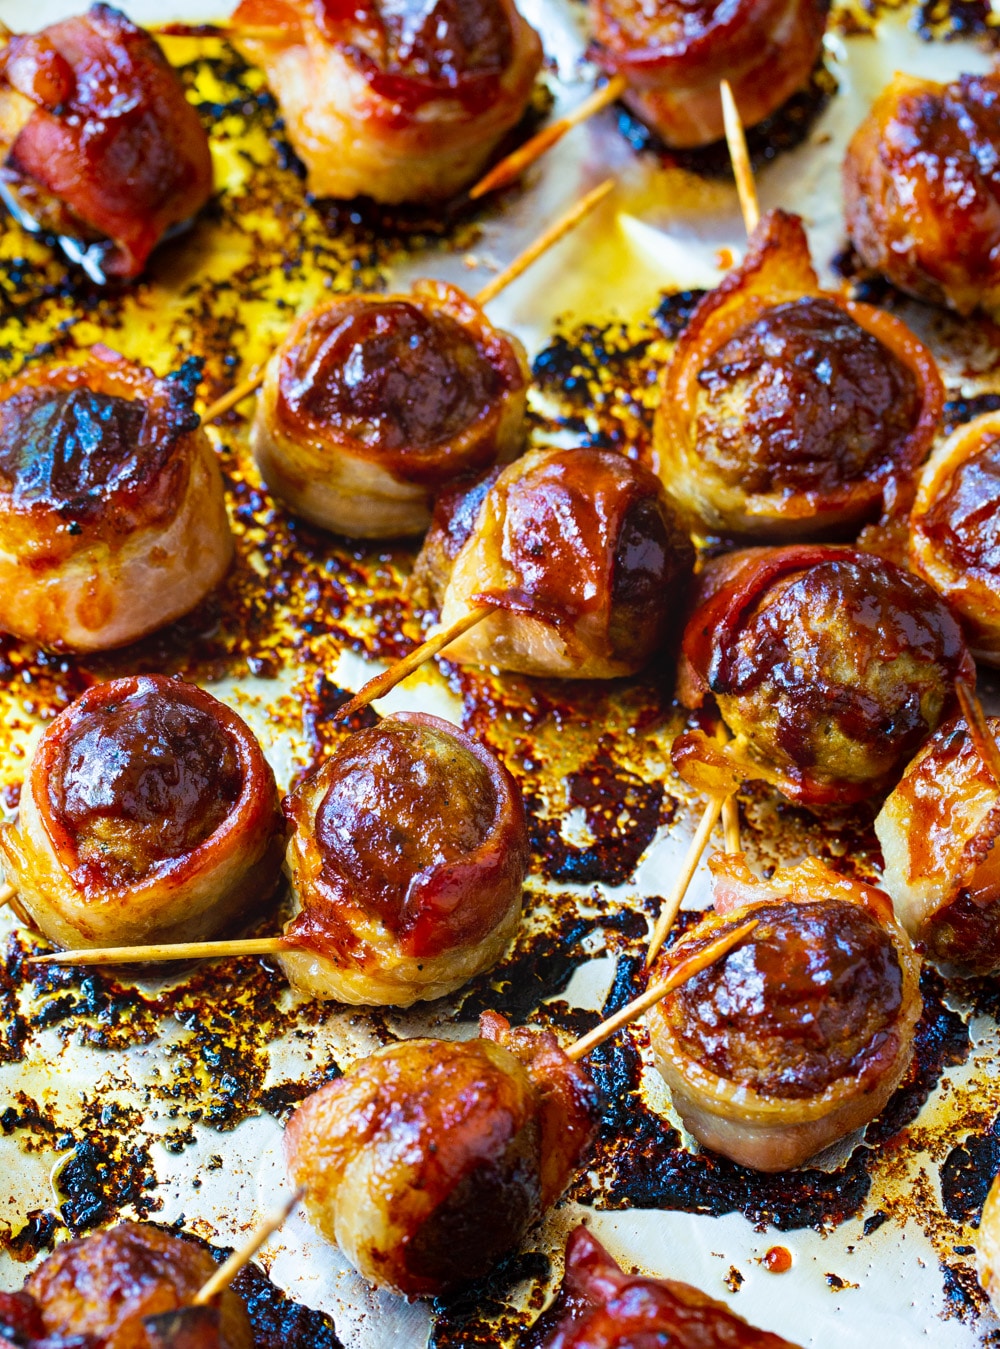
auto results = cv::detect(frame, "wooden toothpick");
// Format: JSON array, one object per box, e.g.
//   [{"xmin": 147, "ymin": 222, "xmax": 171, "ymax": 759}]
[
  {"xmin": 193, "ymin": 1187, "xmax": 305, "ymax": 1305},
  {"xmin": 473, "ymin": 178, "xmax": 614, "ymax": 305},
  {"xmin": 956, "ymin": 679, "xmax": 1000, "ymax": 792},
  {"xmin": 720, "ymin": 79, "xmax": 760, "ymax": 236},
  {"xmin": 0, "ymin": 881, "xmax": 15, "ymax": 910},
  {"xmin": 335, "ymin": 604, "xmax": 496, "ymax": 722},
  {"xmin": 645, "ymin": 796, "xmax": 725, "ymax": 968},
  {"xmin": 28, "ymin": 936, "xmax": 288, "ymax": 966},
  {"xmin": 566, "ymin": 917, "xmax": 758, "ymax": 1061},
  {"xmin": 470, "ymin": 75, "xmax": 628, "ymax": 200}
]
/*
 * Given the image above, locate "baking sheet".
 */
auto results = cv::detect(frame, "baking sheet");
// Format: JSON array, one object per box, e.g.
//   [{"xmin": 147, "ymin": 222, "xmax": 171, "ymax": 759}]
[{"xmin": 1, "ymin": 0, "xmax": 1000, "ymax": 1345}]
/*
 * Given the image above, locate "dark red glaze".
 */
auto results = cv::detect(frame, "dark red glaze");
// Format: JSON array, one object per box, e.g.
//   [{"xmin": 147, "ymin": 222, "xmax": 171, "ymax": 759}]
[
  {"xmin": 919, "ymin": 431, "xmax": 1000, "ymax": 578},
  {"xmin": 286, "ymin": 711, "xmax": 529, "ymax": 959},
  {"xmin": 0, "ymin": 1291, "xmax": 100, "ymax": 1349},
  {"xmin": 33, "ymin": 674, "xmax": 283, "ymax": 895},
  {"xmin": 231, "ymin": 0, "xmax": 514, "ymax": 114},
  {"xmin": 0, "ymin": 5, "xmax": 213, "ymax": 280},
  {"xmin": 480, "ymin": 1012, "xmax": 602, "ymax": 1211},
  {"xmin": 49, "ymin": 684, "xmax": 242, "ymax": 886},
  {"xmin": 0, "ymin": 350, "xmax": 200, "ymax": 553},
  {"xmin": 275, "ymin": 297, "xmax": 523, "ymax": 485},
  {"xmin": 25, "ymin": 1225, "xmax": 250, "ymax": 1349},
  {"xmin": 658, "ymin": 900, "xmax": 903, "ymax": 1098},
  {"xmin": 845, "ymin": 70, "xmax": 1000, "ymax": 313},
  {"xmin": 591, "ymin": 0, "xmax": 814, "ymax": 82},
  {"xmin": 676, "ymin": 546, "xmax": 973, "ymax": 807},
  {"xmin": 476, "ymin": 449, "xmax": 693, "ymax": 652},
  {"xmin": 526, "ymin": 1226, "xmax": 802, "ymax": 1348},
  {"xmin": 694, "ymin": 296, "xmax": 921, "ymax": 496}
]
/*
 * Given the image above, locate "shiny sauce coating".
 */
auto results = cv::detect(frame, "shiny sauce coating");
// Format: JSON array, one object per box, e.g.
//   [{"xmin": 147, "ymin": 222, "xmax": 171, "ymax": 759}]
[
  {"xmin": 694, "ymin": 297, "xmax": 920, "ymax": 495},
  {"xmin": 313, "ymin": 720, "xmax": 497, "ymax": 937},
  {"xmin": 0, "ymin": 386, "xmax": 147, "ymax": 517},
  {"xmin": 315, "ymin": 0, "xmax": 513, "ymax": 107},
  {"xmin": 920, "ymin": 431, "xmax": 1000, "ymax": 578},
  {"xmin": 279, "ymin": 299, "xmax": 509, "ymax": 468},
  {"xmin": 661, "ymin": 900, "xmax": 904, "ymax": 1098},
  {"xmin": 49, "ymin": 687, "xmax": 242, "ymax": 886},
  {"xmin": 717, "ymin": 556, "xmax": 962, "ymax": 784}
]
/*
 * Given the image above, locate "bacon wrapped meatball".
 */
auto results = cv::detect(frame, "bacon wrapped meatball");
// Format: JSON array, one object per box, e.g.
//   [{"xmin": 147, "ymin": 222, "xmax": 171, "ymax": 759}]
[
  {"xmin": 673, "ymin": 545, "xmax": 973, "ymax": 810},
  {"xmin": 23, "ymin": 1224, "xmax": 251, "ymax": 1349},
  {"xmin": 648, "ymin": 853, "xmax": 921, "ymax": 1171},
  {"xmin": 284, "ymin": 1011, "xmax": 600, "ymax": 1296},
  {"xmin": 844, "ymin": 70, "xmax": 1000, "ymax": 315},
  {"xmin": 278, "ymin": 711, "xmax": 528, "ymax": 1005},
  {"xmin": 0, "ymin": 675, "xmax": 285, "ymax": 952},
  {"xmin": 0, "ymin": 5, "xmax": 213, "ymax": 282},
  {"xmin": 909, "ymin": 410, "xmax": 1000, "ymax": 666},
  {"xmin": 411, "ymin": 446, "xmax": 695, "ymax": 678},
  {"xmin": 876, "ymin": 714, "xmax": 1000, "ymax": 975},
  {"xmin": 654, "ymin": 210, "xmax": 942, "ymax": 541},
  {"xmin": 532, "ymin": 1225, "xmax": 803, "ymax": 1347},
  {"xmin": 230, "ymin": 0, "xmax": 543, "ymax": 204},
  {"xmin": 589, "ymin": 0, "xmax": 828, "ymax": 149},
  {"xmin": 0, "ymin": 349, "xmax": 233, "ymax": 653},
  {"xmin": 251, "ymin": 282, "xmax": 529, "ymax": 538}
]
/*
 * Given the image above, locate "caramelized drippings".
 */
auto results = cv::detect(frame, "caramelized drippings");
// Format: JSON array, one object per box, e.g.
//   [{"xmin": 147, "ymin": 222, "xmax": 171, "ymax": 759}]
[
  {"xmin": 661, "ymin": 900, "xmax": 903, "ymax": 1098},
  {"xmin": 0, "ymin": 387, "xmax": 146, "ymax": 514},
  {"xmin": 921, "ymin": 431, "xmax": 1000, "ymax": 576},
  {"xmin": 694, "ymin": 297, "xmax": 920, "ymax": 494},
  {"xmin": 313, "ymin": 720, "xmax": 497, "ymax": 935},
  {"xmin": 49, "ymin": 687, "xmax": 241, "ymax": 886}
]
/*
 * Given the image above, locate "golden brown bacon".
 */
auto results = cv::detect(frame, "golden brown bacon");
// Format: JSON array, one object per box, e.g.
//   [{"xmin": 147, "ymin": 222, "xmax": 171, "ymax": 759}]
[
  {"xmin": 24, "ymin": 1225, "xmax": 251, "ymax": 1349},
  {"xmin": 979, "ymin": 1172, "xmax": 1000, "ymax": 1310},
  {"xmin": 0, "ymin": 349, "xmax": 232, "ymax": 652},
  {"xmin": 673, "ymin": 545, "xmax": 974, "ymax": 810},
  {"xmin": 647, "ymin": 853, "xmax": 921, "ymax": 1172},
  {"xmin": 909, "ymin": 410, "xmax": 1000, "ymax": 666},
  {"xmin": 0, "ymin": 1290, "xmax": 103, "ymax": 1349},
  {"xmin": 844, "ymin": 70, "xmax": 1000, "ymax": 315},
  {"xmin": 411, "ymin": 446, "xmax": 695, "ymax": 678},
  {"xmin": 231, "ymin": 0, "xmax": 542, "ymax": 203},
  {"xmin": 0, "ymin": 5, "xmax": 213, "ymax": 281},
  {"xmin": 251, "ymin": 282, "xmax": 529, "ymax": 537},
  {"xmin": 530, "ymin": 1225, "xmax": 803, "ymax": 1348},
  {"xmin": 0, "ymin": 675, "xmax": 286, "ymax": 952},
  {"xmin": 589, "ymin": 0, "xmax": 828, "ymax": 149},
  {"xmin": 278, "ymin": 711, "xmax": 529, "ymax": 1005},
  {"xmin": 284, "ymin": 1015, "xmax": 599, "ymax": 1296},
  {"xmin": 654, "ymin": 210, "xmax": 943, "ymax": 542},
  {"xmin": 876, "ymin": 714, "xmax": 1000, "ymax": 975}
]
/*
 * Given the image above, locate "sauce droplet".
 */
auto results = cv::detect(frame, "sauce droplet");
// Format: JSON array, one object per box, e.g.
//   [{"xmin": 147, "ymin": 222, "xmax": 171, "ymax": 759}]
[{"xmin": 763, "ymin": 1246, "xmax": 792, "ymax": 1274}]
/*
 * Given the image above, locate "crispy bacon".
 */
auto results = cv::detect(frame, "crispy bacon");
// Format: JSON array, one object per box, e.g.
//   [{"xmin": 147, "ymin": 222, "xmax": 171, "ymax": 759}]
[
  {"xmin": 0, "ymin": 675, "xmax": 286, "ymax": 953},
  {"xmin": 251, "ymin": 281, "xmax": 528, "ymax": 538},
  {"xmin": 284, "ymin": 1018, "xmax": 599, "ymax": 1296},
  {"xmin": 24, "ymin": 1225, "xmax": 251, "ymax": 1349},
  {"xmin": 231, "ymin": 0, "xmax": 542, "ymax": 203},
  {"xmin": 0, "ymin": 348, "xmax": 233, "ymax": 653},
  {"xmin": 278, "ymin": 711, "xmax": 529, "ymax": 1005},
  {"xmin": 0, "ymin": 4, "xmax": 213, "ymax": 281},
  {"xmin": 674, "ymin": 545, "xmax": 973, "ymax": 809},
  {"xmin": 648, "ymin": 855, "xmax": 921, "ymax": 1171},
  {"xmin": 530, "ymin": 1225, "xmax": 803, "ymax": 1347},
  {"xmin": 411, "ymin": 446, "xmax": 695, "ymax": 679},
  {"xmin": 654, "ymin": 210, "xmax": 943, "ymax": 541},
  {"xmin": 589, "ymin": 0, "xmax": 828, "ymax": 148},
  {"xmin": 910, "ymin": 409, "xmax": 1000, "ymax": 667},
  {"xmin": 844, "ymin": 70, "xmax": 1000, "ymax": 315},
  {"xmin": 876, "ymin": 714, "xmax": 1000, "ymax": 975}
]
